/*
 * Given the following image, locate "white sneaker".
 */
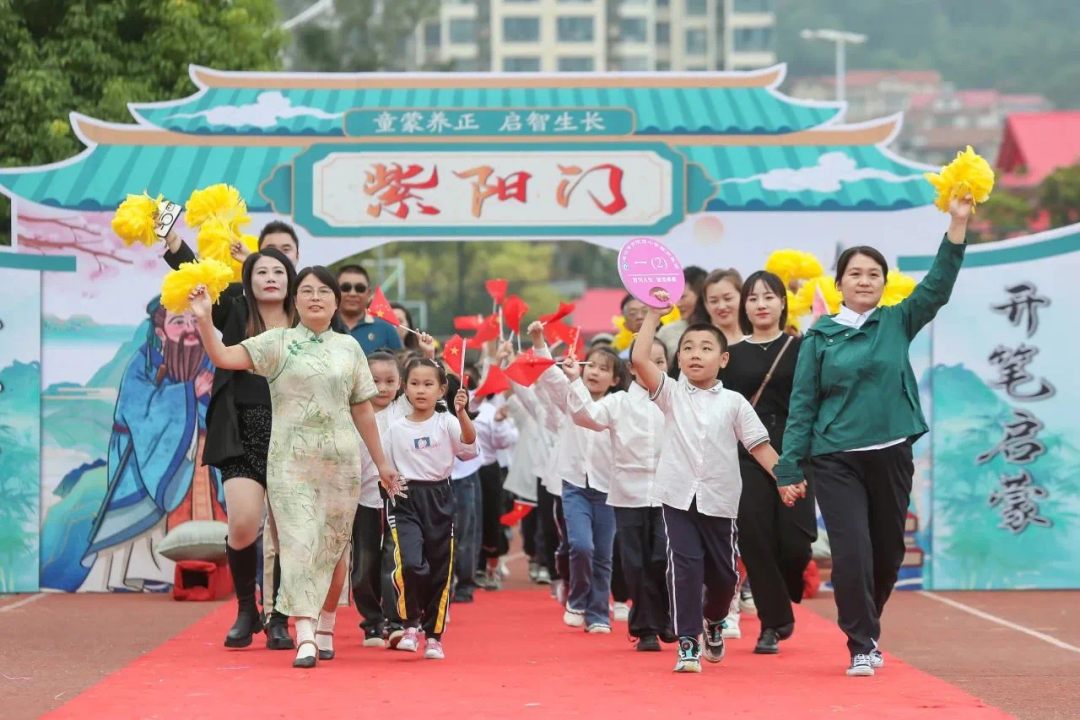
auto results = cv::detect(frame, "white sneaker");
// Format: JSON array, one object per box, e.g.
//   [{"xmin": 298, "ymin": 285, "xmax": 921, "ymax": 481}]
[
  {"xmin": 722, "ymin": 593, "xmax": 741, "ymax": 639},
  {"xmin": 740, "ymin": 586, "xmax": 757, "ymax": 616},
  {"xmin": 423, "ymin": 638, "xmax": 445, "ymax": 660},
  {"xmin": 870, "ymin": 649, "xmax": 884, "ymax": 669},
  {"xmin": 847, "ymin": 654, "xmax": 875, "ymax": 676},
  {"xmin": 612, "ymin": 602, "xmax": 630, "ymax": 622},
  {"xmin": 722, "ymin": 612, "xmax": 741, "ymax": 639},
  {"xmin": 586, "ymin": 623, "xmax": 612, "ymax": 634},
  {"xmin": 563, "ymin": 609, "xmax": 585, "ymax": 628},
  {"xmin": 397, "ymin": 627, "xmax": 419, "ymax": 652},
  {"xmin": 498, "ymin": 558, "xmax": 511, "ymax": 578},
  {"xmin": 536, "ymin": 566, "xmax": 552, "ymax": 585}
]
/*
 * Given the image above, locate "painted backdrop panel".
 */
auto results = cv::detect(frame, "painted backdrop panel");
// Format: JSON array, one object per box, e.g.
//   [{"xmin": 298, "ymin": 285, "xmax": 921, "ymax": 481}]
[
  {"xmin": 926, "ymin": 233, "xmax": 1080, "ymax": 589},
  {"xmin": 0, "ymin": 266, "xmax": 42, "ymax": 592}
]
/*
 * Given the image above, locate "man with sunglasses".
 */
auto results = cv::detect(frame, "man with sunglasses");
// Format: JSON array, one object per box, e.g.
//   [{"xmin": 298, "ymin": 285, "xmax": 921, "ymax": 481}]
[{"xmin": 337, "ymin": 264, "xmax": 403, "ymax": 356}]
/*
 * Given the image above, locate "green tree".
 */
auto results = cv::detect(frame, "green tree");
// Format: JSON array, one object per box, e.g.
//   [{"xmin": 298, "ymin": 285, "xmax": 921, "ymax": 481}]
[
  {"xmin": 1037, "ymin": 162, "xmax": 1080, "ymax": 229},
  {"xmin": 0, "ymin": 0, "xmax": 288, "ymax": 246},
  {"xmin": 332, "ymin": 241, "xmax": 617, "ymax": 338},
  {"xmin": 977, "ymin": 192, "xmax": 1031, "ymax": 242},
  {"xmin": 286, "ymin": 0, "xmax": 441, "ymax": 72},
  {"xmin": 776, "ymin": 0, "xmax": 1080, "ymax": 110}
]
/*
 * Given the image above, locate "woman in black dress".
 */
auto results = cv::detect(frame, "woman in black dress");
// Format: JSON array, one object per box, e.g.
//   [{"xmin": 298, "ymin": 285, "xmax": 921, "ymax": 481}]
[
  {"xmin": 720, "ymin": 270, "xmax": 816, "ymax": 655},
  {"xmin": 163, "ymin": 233, "xmax": 298, "ymax": 650}
]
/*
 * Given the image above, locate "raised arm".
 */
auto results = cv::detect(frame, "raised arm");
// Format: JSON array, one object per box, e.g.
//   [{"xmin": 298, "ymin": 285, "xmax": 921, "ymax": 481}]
[
  {"xmin": 774, "ymin": 335, "xmax": 822, "ymax": 486},
  {"xmin": 631, "ymin": 295, "xmax": 669, "ymax": 396},
  {"xmin": 900, "ymin": 197, "xmax": 971, "ymax": 337},
  {"xmin": 563, "ymin": 358, "xmax": 615, "ymax": 432},
  {"xmin": 164, "ymin": 230, "xmax": 242, "ymax": 330},
  {"xmin": 189, "ymin": 286, "xmax": 253, "ymax": 371}
]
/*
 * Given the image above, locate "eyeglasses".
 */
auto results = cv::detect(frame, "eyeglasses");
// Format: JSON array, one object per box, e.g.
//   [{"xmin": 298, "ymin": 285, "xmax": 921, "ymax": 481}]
[
  {"xmin": 340, "ymin": 283, "xmax": 368, "ymax": 294},
  {"xmin": 298, "ymin": 286, "xmax": 335, "ymax": 299}
]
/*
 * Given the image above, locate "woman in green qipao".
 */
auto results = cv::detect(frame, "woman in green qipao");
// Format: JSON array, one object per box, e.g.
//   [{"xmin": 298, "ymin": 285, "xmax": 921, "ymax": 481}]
[{"xmin": 190, "ymin": 266, "xmax": 403, "ymax": 669}]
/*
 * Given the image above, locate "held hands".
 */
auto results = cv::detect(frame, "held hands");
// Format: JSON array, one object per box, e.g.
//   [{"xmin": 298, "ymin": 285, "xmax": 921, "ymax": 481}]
[
  {"xmin": 777, "ymin": 481, "xmax": 808, "ymax": 507},
  {"xmin": 561, "ymin": 355, "xmax": 582, "ymax": 381},
  {"xmin": 188, "ymin": 285, "xmax": 212, "ymax": 320},
  {"xmin": 454, "ymin": 388, "xmax": 469, "ymax": 415},
  {"xmin": 379, "ymin": 465, "xmax": 408, "ymax": 504}
]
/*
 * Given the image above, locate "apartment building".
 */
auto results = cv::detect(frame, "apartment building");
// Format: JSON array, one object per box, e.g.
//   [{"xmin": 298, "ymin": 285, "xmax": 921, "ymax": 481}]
[{"xmin": 410, "ymin": 0, "xmax": 777, "ymax": 73}]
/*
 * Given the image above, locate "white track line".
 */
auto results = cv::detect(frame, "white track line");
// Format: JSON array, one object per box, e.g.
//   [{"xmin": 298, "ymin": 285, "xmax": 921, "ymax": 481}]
[
  {"xmin": 0, "ymin": 593, "xmax": 47, "ymax": 613},
  {"xmin": 917, "ymin": 591, "xmax": 1080, "ymax": 654}
]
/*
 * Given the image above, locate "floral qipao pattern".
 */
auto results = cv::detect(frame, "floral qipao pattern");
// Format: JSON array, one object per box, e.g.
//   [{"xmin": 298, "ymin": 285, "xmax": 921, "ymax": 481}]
[{"xmin": 242, "ymin": 325, "xmax": 377, "ymax": 618}]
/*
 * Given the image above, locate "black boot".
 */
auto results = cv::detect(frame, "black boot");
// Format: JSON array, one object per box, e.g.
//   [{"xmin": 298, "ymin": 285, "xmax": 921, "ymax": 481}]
[
  {"xmin": 225, "ymin": 542, "xmax": 264, "ymax": 648},
  {"xmin": 265, "ymin": 556, "xmax": 295, "ymax": 650}
]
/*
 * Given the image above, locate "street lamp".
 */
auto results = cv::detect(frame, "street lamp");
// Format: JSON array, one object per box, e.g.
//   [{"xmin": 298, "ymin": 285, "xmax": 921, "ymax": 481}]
[{"xmin": 800, "ymin": 28, "xmax": 867, "ymax": 104}]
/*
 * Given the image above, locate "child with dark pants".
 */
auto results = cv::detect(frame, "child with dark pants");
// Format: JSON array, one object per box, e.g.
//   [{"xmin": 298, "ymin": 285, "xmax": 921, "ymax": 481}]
[
  {"xmin": 382, "ymin": 359, "xmax": 477, "ymax": 659},
  {"xmin": 350, "ymin": 505, "xmax": 386, "ymax": 646},
  {"xmin": 632, "ymin": 292, "xmax": 796, "ymax": 673}
]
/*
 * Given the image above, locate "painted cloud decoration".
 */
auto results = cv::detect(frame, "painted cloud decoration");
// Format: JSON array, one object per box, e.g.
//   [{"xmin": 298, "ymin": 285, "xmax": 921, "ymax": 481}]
[
  {"xmin": 721, "ymin": 152, "xmax": 925, "ymax": 193},
  {"xmin": 167, "ymin": 91, "xmax": 344, "ymax": 129}
]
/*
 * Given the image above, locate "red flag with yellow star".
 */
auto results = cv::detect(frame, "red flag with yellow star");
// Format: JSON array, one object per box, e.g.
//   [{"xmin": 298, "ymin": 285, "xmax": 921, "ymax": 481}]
[
  {"xmin": 470, "ymin": 313, "xmax": 502, "ymax": 345},
  {"xmin": 442, "ymin": 334, "xmax": 467, "ymax": 379},
  {"xmin": 368, "ymin": 287, "xmax": 398, "ymax": 326},
  {"xmin": 539, "ymin": 301, "xmax": 575, "ymax": 326},
  {"xmin": 502, "ymin": 295, "xmax": 529, "ymax": 334},
  {"xmin": 504, "ymin": 349, "xmax": 555, "ymax": 387},
  {"xmin": 485, "ymin": 278, "xmax": 509, "ymax": 306},
  {"xmin": 473, "ymin": 364, "xmax": 511, "ymax": 398}
]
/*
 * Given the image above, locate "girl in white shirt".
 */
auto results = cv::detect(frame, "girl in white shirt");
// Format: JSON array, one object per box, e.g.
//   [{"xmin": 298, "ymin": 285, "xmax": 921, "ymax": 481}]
[
  {"xmin": 564, "ymin": 337, "xmax": 671, "ymax": 651},
  {"xmin": 528, "ymin": 321, "xmax": 626, "ymax": 634},
  {"xmin": 382, "ymin": 358, "xmax": 477, "ymax": 660}
]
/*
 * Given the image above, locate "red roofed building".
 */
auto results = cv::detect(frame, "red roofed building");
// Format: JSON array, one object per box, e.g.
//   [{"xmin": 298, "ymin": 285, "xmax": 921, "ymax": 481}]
[{"xmin": 997, "ymin": 111, "xmax": 1080, "ymax": 189}]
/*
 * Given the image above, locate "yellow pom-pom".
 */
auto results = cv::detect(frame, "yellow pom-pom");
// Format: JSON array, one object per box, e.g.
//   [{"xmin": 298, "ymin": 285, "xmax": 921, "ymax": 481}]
[
  {"xmin": 112, "ymin": 192, "xmax": 162, "ymax": 246},
  {"xmin": 794, "ymin": 276, "xmax": 842, "ymax": 316},
  {"xmin": 924, "ymin": 145, "xmax": 995, "ymax": 213},
  {"xmin": 766, "ymin": 250, "xmax": 825, "ymax": 288},
  {"xmin": 160, "ymin": 258, "xmax": 234, "ymax": 314},
  {"xmin": 879, "ymin": 270, "xmax": 917, "ymax": 307},
  {"xmin": 611, "ymin": 315, "xmax": 634, "ymax": 351},
  {"xmin": 185, "ymin": 183, "xmax": 251, "ymax": 234},
  {"xmin": 660, "ymin": 305, "xmax": 681, "ymax": 325}
]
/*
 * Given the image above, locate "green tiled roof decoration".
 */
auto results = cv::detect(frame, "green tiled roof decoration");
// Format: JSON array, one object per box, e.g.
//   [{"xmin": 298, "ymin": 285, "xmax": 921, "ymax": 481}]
[
  {"xmin": 0, "ymin": 143, "xmax": 935, "ymax": 213},
  {"xmin": 131, "ymin": 86, "xmax": 841, "ymax": 137}
]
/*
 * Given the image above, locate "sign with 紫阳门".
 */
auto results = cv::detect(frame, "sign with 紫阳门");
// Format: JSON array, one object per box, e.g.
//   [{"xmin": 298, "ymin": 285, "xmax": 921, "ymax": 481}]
[{"xmin": 260, "ymin": 142, "xmax": 693, "ymax": 238}]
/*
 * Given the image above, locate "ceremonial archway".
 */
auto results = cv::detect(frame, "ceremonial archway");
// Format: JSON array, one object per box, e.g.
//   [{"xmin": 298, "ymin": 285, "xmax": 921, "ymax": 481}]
[{"xmin": 0, "ymin": 65, "xmax": 951, "ymax": 595}]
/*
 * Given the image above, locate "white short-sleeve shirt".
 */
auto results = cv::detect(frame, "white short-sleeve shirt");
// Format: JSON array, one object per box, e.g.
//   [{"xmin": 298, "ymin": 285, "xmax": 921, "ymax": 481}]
[
  {"xmin": 384, "ymin": 412, "xmax": 479, "ymax": 483},
  {"xmin": 649, "ymin": 374, "xmax": 770, "ymax": 518}
]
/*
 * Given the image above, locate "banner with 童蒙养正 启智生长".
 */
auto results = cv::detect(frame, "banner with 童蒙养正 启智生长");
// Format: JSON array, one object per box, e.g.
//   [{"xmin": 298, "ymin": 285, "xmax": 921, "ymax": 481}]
[{"xmin": 899, "ymin": 224, "xmax": 1080, "ymax": 590}]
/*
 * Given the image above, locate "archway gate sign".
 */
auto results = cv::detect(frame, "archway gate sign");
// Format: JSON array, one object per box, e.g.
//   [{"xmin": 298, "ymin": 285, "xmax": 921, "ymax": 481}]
[{"xmin": 0, "ymin": 65, "xmax": 954, "ymax": 595}]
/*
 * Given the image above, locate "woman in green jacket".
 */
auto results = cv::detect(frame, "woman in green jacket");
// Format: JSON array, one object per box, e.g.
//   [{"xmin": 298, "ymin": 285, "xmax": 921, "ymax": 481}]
[{"xmin": 775, "ymin": 196, "xmax": 972, "ymax": 677}]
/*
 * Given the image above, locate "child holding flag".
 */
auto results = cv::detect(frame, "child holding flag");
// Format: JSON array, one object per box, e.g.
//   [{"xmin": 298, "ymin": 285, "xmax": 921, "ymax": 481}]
[
  {"xmin": 631, "ymin": 290, "xmax": 790, "ymax": 673},
  {"xmin": 383, "ymin": 357, "xmax": 477, "ymax": 659}
]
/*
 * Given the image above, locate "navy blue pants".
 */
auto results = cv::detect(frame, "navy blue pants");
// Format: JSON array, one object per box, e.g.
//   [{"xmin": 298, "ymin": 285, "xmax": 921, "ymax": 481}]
[{"xmin": 662, "ymin": 501, "xmax": 739, "ymax": 639}]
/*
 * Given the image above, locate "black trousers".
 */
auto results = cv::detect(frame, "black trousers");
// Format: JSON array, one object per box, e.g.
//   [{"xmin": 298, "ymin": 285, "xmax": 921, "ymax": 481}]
[
  {"xmin": 536, "ymin": 479, "xmax": 559, "ymax": 577},
  {"xmin": 737, "ymin": 456, "xmax": 816, "ymax": 632},
  {"xmin": 350, "ymin": 505, "xmax": 384, "ymax": 632},
  {"xmin": 480, "ymin": 462, "xmax": 507, "ymax": 561},
  {"xmin": 616, "ymin": 507, "xmax": 670, "ymax": 638},
  {"xmin": 806, "ymin": 442, "xmax": 913, "ymax": 657},
  {"xmin": 522, "ymin": 502, "xmax": 538, "ymax": 559},
  {"xmin": 610, "ymin": 532, "xmax": 629, "ymax": 603},
  {"xmin": 386, "ymin": 480, "xmax": 455, "ymax": 639},
  {"xmin": 380, "ymin": 516, "xmax": 403, "ymax": 629},
  {"xmin": 662, "ymin": 501, "xmax": 739, "ymax": 639}
]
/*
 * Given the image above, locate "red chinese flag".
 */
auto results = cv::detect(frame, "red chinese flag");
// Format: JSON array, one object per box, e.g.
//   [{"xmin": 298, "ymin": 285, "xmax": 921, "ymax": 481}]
[
  {"xmin": 473, "ymin": 364, "xmax": 511, "ymax": 398},
  {"xmin": 470, "ymin": 313, "xmax": 502, "ymax": 345},
  {"xmin": 485, "ymin": 278, "xmax": 509, "ymax": 306},
  {"xmin": 442, "ymin": 334, "xmax": 467, "ymax": 377},
  {"xmin": 502, "ymin": 295, "xmax": 529, "ymax": 334},
  {"xmin": 544, "ymin": 320, "xmax": 578, "ymax": 348},
  {"xmin": 500, "ymin": 500, "xmax": 535, "ymax": 527},
  {"xmin": 539, "ymin": 301, "xmax": 575, "ymax": 326},
  {"xmin": 504, "ymin": 349, "xmax": 555, "ymax": 388},
  {"xmin": 454, "ymin": 314, "xmax": 485, "ymax": 331},
  {"xmin": 369, "ymin": 287, "xmax": 399, "ymax": 326}
]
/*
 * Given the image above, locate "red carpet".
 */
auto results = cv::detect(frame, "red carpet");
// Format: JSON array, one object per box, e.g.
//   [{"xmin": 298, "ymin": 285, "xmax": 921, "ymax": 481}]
[{"xmin": 48, "ymin": 590, "xmax": 1010, "ymax": 719}]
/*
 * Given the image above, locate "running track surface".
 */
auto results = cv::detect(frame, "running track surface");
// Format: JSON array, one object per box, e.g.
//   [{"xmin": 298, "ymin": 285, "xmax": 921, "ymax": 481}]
[{"xmin": 2, "ymin": 570, "xmax": 1078, "ymax": 718}]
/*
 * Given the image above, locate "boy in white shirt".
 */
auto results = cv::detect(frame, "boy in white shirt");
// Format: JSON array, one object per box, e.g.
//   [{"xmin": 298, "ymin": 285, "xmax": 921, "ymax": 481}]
[{"xmin": 632, "ymin": 292, "xmax": 799, "ymax": 673}]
